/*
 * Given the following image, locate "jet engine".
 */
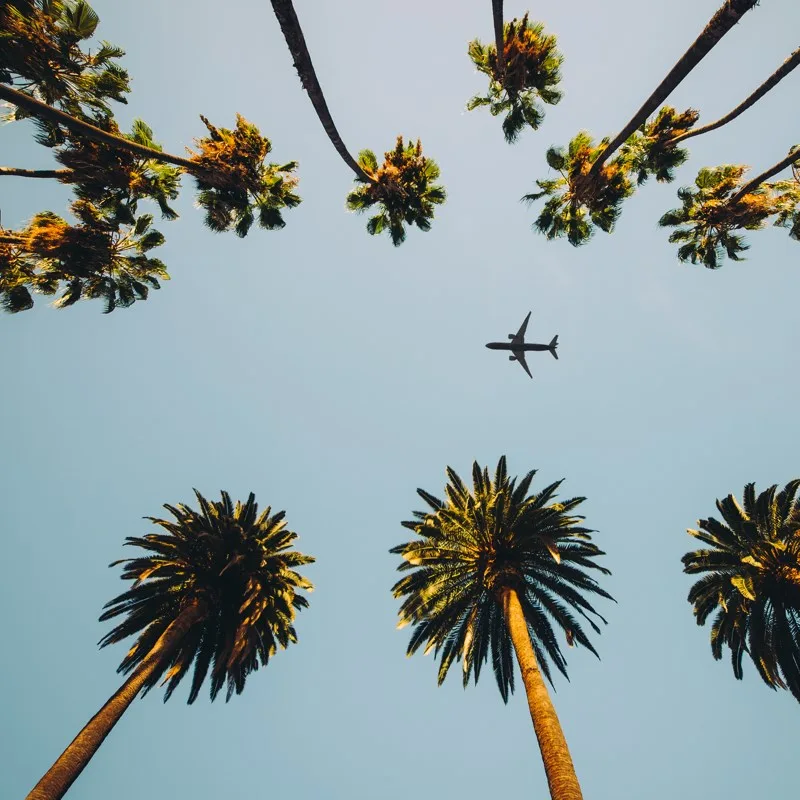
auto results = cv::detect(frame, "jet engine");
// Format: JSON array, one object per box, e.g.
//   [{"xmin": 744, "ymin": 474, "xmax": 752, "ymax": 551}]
[{"xmin": 509, "ymin": 355, "xmax": 516, "ymax": 361}]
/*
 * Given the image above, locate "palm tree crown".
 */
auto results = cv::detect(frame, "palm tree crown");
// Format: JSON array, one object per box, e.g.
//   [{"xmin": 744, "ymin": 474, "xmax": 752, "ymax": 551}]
[
  {"xmin": 683, "ymin": 480, "xmax": 800, "ymax": 701},
  {"xmin": 658, "ymin": 164, "xmax": 781, "ymax": 268},
  {"xmin": 391, "ymin": 457, "xmax": 612, "ymax": 700},
  {"xmin": 99, "ymin": 490, "xmax": 314, "ymax": 702},
  {"xmin": 524, "ymin": 131, "xmax": 634, "ymax": 247},
  {"xmin": 467, "ymin": 14, "xmax": 563, "ymax": 143},
  {"xmin": 188, "ymin": 115, "xmax": 301, "ymax": 237},
  {"xmin": 619, "ymin": 106, "xmax": 699, "ymax": 185},
  {"xmin": 346, "ymin": 137, "xmax": 446, "ymax": 246},
  {"xmin": 1, "ymin": 199, "xmax": 168, "ymax": 312}
]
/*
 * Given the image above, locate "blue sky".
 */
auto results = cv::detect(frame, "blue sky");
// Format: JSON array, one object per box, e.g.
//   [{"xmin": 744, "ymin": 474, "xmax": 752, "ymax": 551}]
[{"xmin": 2, "ymin": 0, "xmax": 799, "ymax": 797}]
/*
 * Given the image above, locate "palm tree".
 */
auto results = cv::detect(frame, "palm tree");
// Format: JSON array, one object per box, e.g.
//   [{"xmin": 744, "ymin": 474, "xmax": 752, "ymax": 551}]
[
  {"xmin": 0, "ymin": 86, "xmax": 302, "ymax": 236},
  {"xmin": 345, "ymin": 137, "xmax": 446, "ymax": 246},
  {"xmin": 0, "ymin": 0, "xmax": 130, "ymax": 117},
  {"xmin": 26, "ymin": 490, "xmax": 314, "ymax": 800},
  {"xmin": 1, "ymin": 199, "xmax": 169, "ymax": 312},
  {"xmin": 391, "ymin": 457, "xmax": 613, "ymax": 800},
  {"xmin": 620, "ymin": 47, "xmax": 800, "ymax": 186},
  {"xmin": 683, "ymin": 480, "xmax": 800, "ymax": 702},
  {"xmin": 0, "ymin": 115, "xmax": 182, "ymax": 223},
  {"xmin": 467, "ymin": 13, "xmax": 563, "ymax": 143},
  {"xmin": 268, "ymin": 0, "xmax": 445, "ymax": 244},
  {"xmin": 659, "ymin": 146, "xmax": 800, "ymax": 268},
  {"xmin": 523, "ymin": 131, "xmax": 634, "ymax": 246}
]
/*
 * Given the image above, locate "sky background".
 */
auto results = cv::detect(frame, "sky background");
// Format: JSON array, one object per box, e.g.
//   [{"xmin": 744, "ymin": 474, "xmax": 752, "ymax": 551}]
[{"xmin": 2, "ymin": 0, "xmax": 799, "ymax": 797}]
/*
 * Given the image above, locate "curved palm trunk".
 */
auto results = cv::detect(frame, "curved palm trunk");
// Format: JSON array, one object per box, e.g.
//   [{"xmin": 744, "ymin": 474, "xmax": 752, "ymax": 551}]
[
  {"xmin": 0, "ymin": 167, "xmax": 70, "ymax": 178},
  {"xmin": 492, "ymin": 0, "xmax": 506, "ymax": 79},
  {"xmin": 728, "ymin": 147, "xmax": 800, "ymax": 204},
  {"xmin": 26, "ymin": 599, "xmax": 206, "ymax": 800},
  {"xmin": 269, "ymin": 0, "xmax": 372, "ymax": 183},
  {"xmin": 587, "ymin": 0, "xmax": 759, "ymax": 181},
  {"xmin": 0, "ymin": 84, "xmax": 197, "ymax": 172},
  {"xmin": 671, "ymin": 47, "xmax": 800, "ymax": 145},
  {"xmin": 501, "ymin": 588, "xmax": 583, "ymax": 800}
]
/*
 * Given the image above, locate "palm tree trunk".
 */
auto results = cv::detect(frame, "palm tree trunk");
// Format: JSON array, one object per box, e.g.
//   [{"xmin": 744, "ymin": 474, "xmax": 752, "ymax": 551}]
[
  {"xmin": 0, "ymin": 84, "xmax": 199, "ymax": 173},
  {"xmin": 670, "ymin": 47, "xmax": 800, "ymax": 145},
  {"xmin": 587, "ymin": 0, "xmax": 759, "ymax": 181},
  {"xmin": 26, "ymin": 599, "xmax": 206, "ymax": 800},
  {"xmin": 0, "ymin": 167, "xmax": 71, "ymax": 179},
  {"xmin": 501, "ymin": 587, "xmax": 583, "ymax": 800},
  {"xmin": 492, "ymin": 0, "xmax": 506, "ymax": 79},
  {"xmin": 269, "ymin": 0, "xmax": 373, "ymax": 183},
  {"xmin": 728, "ymin": 147, "xmax": 800, "ymax": 204}
]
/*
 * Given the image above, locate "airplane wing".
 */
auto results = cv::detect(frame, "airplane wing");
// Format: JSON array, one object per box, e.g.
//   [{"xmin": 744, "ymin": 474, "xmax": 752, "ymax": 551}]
[
  {"xmin": 512, "ymin": 311, "xmax": 532, "ymax": 343},
  {"xmin": 513, "ymin": 348, "xmax": 533, "ymax": 379}
]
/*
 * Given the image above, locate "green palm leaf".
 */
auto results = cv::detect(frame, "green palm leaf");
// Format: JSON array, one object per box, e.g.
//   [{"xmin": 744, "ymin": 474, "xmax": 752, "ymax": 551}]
[{"xmin": 392, "ymin": 456, "xmax": 612, "ymax": 699}]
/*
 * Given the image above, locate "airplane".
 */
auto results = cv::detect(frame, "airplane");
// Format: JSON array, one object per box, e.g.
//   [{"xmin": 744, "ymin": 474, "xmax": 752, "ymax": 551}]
[{"xmin": 485, "ymin": 311, "xmax": 558, "ymax": 379}]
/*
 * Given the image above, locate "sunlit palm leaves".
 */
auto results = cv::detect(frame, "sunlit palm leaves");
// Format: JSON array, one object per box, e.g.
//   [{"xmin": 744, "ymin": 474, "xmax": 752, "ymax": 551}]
[
  {"xmin": 658, "ymin": 164, "xmax": 781, "ymax": 268},
  {"xmin": 100, "ymin": 490, "xmax": 314, "ymax": 702},
  {"xmin": 391, "ymin": 456, "xmax": 612, "ymax": 700},
  {"xmin": 53, "ymin": 115, "xmax": 181, "ymax": 222},
  {"xmin": 467, "ymin": 14, "xmax": 563, "ymax": 143},
  {"xmin": 346, "ymin": 137, "xmax": 446, "ymax": 246},
  {"xmin": 0, "ymin": 0, "xmax": 129, "ymax": 117},
  {"xmin": 188, "ymin": 115, "xmax": 301, "ymax": 237},
  {"xmin": 524, "ymin": 131, "xmax": 634, "ymax": 246},
  {"xmin": 683, "ymin": 481, "xmax": 800, "ymax": 702},
  {"xmin": 619, "ymin": 106, "xmax": 699, "ymax": 185},
  {"xmin": 3, "ymin": 200, "xmax": 168, "ymax": 312}
]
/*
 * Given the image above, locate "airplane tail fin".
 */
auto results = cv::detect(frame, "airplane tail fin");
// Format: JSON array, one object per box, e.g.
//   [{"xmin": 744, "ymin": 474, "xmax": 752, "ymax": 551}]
[{"xmin": 549, "ymin": 334, "xmax": 559, "ymax": 360}]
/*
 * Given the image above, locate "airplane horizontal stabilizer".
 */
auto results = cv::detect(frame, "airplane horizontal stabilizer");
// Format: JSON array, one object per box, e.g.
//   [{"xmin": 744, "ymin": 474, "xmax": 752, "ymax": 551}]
[{"xmin": 549, "ymin": 334, "xmax": 559, "ymax": 360}]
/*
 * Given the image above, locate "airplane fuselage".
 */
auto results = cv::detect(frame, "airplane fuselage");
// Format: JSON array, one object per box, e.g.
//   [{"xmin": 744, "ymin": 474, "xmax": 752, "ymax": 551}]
[{"xmin": 485, "ymin": 342, "xmax": 552, "ymax": 351}]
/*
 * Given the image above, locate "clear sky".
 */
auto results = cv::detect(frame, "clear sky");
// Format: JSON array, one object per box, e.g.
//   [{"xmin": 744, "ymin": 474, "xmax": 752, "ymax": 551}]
[{"xmin": 2, "ymin": 1, "xmax": 799, "ymax": 798}]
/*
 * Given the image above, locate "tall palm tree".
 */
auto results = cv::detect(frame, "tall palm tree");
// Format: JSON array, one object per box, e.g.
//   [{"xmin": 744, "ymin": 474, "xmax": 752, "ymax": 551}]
[
  {"xmin": 683, "ymin": 480, "xmax": 800, "ymax": 702},
  {"xmin": 268, "ymin": 0, "xmax": 445, "ymax": 244},
  {"xmin": 0, "ymin": 86, "xmax": 302, "ymax": 236},
  {"xmin": 659, "ymin": 146, "xmax": 800, "ymax": 268},
  {"xmin": 26, "ymin": 490, "xmax": 314, "ymax": 800},
  {"xmin": 391, "ymin": 457, "xmax": 613, "ymax": 800},
  {"xmin": 467, "ymin": 13, "xmax": 563, "ymax": 143},
  {"xmin": 523, "ymin": 131, "xmax": 634, "ymax": 246}
]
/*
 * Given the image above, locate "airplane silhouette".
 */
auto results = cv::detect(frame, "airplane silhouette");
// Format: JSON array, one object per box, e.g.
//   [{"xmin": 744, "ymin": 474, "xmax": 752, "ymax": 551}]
[{"xmin": 485, "ymin": 311, "xmax": 558, "ymax": 379}]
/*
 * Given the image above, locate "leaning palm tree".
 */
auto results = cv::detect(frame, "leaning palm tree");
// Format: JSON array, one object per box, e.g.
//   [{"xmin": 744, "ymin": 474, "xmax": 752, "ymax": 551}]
[
  {"xmin": 268, "ymin": 0, "xmax": 445, "ymax": 244},
  {"xmin": 683, "ymin": 480, "xmax": 800, "ymax": 703},
  {"xmin": 467, "ymin": 12, "xmax": 563, "ymax": 143},
  {"xmin": 0, "ymin": 86, "xmax": 302, "ymax": 237},
  {"xmin": 392, "ymin": 457, "xmax": 613, "ymax": 800},
  {"xmin": 659, "ymin": 146, "xmax": 800, "ymax": 268},
  {"xmin": 26, "ymin": 490, "xmax": 314, "ymax": 800}
]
